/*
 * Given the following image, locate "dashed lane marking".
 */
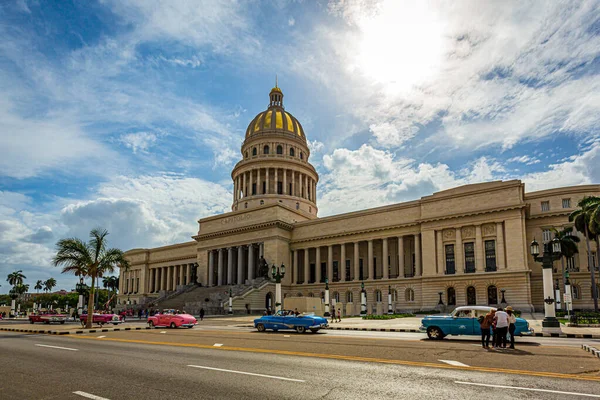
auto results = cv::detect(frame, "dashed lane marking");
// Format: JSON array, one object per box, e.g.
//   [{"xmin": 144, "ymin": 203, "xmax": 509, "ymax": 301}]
[
  {"xmin": 454, "ymin": 381, "xmax": 600, "ymax": 398},
  {"xmin": 213, "ymin": 343, "xmax": 223, "ymax": 347},
  {"xmin": 97, "ymin": 336, "xmax": 106, "ymax": 339},
  {"xmin": 187, "ymin": 365, "xmax": 305, "ymax": 382},
  {"xmin": 284, "ymin": 335, "xmax": 291, "ymax": 338},
  {"xmin": 440, "ymin": 360, "xmax": 470, "ymax": 367},
  {"xmin": 35, "ymin": 344, "xmax": 78, "ymax": 351},
  {"xmin": 160, "ymin": 331, "xmax": 166, "ymax": 334},
  {"xmin": 73, "ymin": 391, "xmax": 111, "ymax": 400}
]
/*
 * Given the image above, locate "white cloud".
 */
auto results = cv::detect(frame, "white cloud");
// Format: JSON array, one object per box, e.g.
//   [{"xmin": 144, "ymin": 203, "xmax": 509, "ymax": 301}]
[
  {"xmin": 119, "ymin": 132, "xmax": 158, "ymax": 154},
  {"xmin": 308, "ymin": 140, "xmax": 325, "ymax": 153},
  {"xmin": 507, "ymin": 155, "xmax": 541, "ymax": 165},
  {"xmin": 148, "ymin": 55, "xmax": 203, "ymax": 68},
  {"xmin": 288, "ymin": 17, "xmax": 296, "ymax": 27}
]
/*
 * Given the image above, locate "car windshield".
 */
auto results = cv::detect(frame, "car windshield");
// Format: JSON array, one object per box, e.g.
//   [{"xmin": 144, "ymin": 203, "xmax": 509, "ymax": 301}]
[{"xmin": 452, "ymin": 309, "xmax": 473, "ymax": 318}]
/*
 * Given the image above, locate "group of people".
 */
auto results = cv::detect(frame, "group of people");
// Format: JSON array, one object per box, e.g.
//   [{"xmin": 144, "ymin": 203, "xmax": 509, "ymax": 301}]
[
  {"xmin": 330, "ymin": 306, "xmax": 342, "ymax": 323},
  {"xmin": 478, "ymin": 306, "xmax": 517, "ymax": 349}
]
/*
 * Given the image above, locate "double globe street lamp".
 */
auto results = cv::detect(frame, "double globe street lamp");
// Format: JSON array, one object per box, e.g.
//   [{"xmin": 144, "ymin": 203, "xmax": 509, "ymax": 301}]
[
  {"xmin": 271, "ymin": 263, "xmax": 286, "ymax": 313},
  {"xmin": 530, "ymin": 236, "xmax": 562, "ymax": 334}
]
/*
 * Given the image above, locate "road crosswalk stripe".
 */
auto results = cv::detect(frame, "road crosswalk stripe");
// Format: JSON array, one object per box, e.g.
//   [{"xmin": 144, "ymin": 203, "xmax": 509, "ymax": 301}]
[
  {"xmin": 439, "ymin": 360, "xmax": 469, "ymax": 367},
  {"xmin": 73, "ymin": 391, "xmax": 111, "ymax": 400}
]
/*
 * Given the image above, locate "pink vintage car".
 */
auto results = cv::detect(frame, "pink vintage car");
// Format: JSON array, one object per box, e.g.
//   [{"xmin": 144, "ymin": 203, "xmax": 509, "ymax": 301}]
[
  {"xmin": 29, "ymin": 312, "xmax": 67, "ymax": 324},
  {"xmin": 147, "ymin": 310, "xmax": 197, "ymax": 328},
  {"xmin": 80, "ymin": 313, "xmax": 123, "ymax": 326}
]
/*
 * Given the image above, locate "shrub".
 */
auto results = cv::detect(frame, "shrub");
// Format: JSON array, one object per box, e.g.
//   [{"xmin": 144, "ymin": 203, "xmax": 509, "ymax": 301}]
[{"xmin": 362, "ymin": 313, "xmax": 416, "ymax": 320}]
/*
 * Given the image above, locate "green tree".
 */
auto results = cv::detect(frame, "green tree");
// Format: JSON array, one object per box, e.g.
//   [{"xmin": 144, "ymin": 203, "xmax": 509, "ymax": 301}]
[
  {"xmin": 43, "ymin": 278, "xmax": 57, "ymax": 293},
  {"xmin": 53, "ymin": 228, "xmax": 129, "ymax": 329},
  {"xmin": 34, "ymin": 280, "xmax": 43, "ymax": 293},
  {"xmin": 7, "ymin": 270, "xmax": 26, "ymax": 287},
  {"xmin": 570, "ymin": 196, "xmax": 600, "ymax": 311},
  {"xmin": 552, "ymin": 227, "xmax": 580, "ymax": 301}
]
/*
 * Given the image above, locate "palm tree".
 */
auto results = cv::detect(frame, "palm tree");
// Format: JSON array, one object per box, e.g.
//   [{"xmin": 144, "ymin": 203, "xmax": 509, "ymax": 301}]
[
  {"xmin": 53, "ymin": 228, "xmax": 129, "ymax": 329},
  {"xmin": 44, "ymin": 278, "xmax": 57, "ymax": 293},
  {"xmin": 7, "ymin": 270, "xmax": 26, "ymax": 287},
  {"xmin": 34, "ymin": 280, "xmax": 43, "ymax": 293},
  {"xmin": 552, "ymin": 227, "xmax": 580, "ymax": 303},
  {"xmin": 570, "ymin": 196, "xmax": 600, "ymax": 311},
  {"xmin": 588, "ymin": 197, "xmax": 600, "ymax": 297}
]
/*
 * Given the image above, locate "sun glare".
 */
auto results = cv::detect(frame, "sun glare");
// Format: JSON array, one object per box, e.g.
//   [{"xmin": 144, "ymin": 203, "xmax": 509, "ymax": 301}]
[{"xmin": 354, "ymin": 1, "xmax": 445, "ymax": 94}]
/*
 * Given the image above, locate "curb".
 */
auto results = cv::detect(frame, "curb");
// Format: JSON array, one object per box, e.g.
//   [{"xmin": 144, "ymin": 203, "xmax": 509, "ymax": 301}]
[
  {"xmin": 582, "ymin": 344, "xmax": 600, "ymax": 359},
  {"xmin": 0, "ymin": 326, "xmax": 151, "ymax": 335},
  {"xmin": 325, "ymin": 327, "xmax": 421, "ymax": 333},
  {"xmin": 533, "ymin": 332, "xmax": 600, "ymax": 339}
]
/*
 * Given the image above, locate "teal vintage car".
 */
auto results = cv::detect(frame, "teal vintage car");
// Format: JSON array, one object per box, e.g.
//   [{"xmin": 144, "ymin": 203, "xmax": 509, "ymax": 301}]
[
  {"xmin": 420, "ymin": 306, "xmax": 534, "ymax": 340},
  {"xmin": 254, "ymin": 310, "xmax": 329, "ymax": 333}
]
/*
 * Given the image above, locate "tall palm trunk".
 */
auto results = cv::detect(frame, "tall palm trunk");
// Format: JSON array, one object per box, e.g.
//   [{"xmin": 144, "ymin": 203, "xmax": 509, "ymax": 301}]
[
  {"xmin": 560, "ymin": 256, "xmax": 566, "ymax": 311},
  {"xmin": 585, "ymin": 224, "xmax": 598, "ymax": 311},
  {"xmin": 87, "ymin": 275, "xmax": 95, "ymax": 329}
]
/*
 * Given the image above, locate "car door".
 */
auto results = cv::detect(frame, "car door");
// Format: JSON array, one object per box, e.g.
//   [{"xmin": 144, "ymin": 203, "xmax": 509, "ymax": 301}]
[{"xmin": 450, "ymin": 309, "xmax": 475, "ymax": 335}]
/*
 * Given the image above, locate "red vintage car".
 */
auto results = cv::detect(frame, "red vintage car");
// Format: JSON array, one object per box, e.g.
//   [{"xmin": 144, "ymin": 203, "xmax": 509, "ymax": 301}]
[
  {"xmin": 29, "ymin": 312, "xmax": 67, "ymax": 324},
  {"xmin": 147, "ymin": 310, "xmax": 197, "ymax": 328},
  {"xmin": 79, "ymin": 313, "xmax": 123, "ymax": 327}
]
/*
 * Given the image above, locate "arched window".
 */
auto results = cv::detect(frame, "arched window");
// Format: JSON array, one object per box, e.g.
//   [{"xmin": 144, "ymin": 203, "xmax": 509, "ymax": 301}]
[
  {"xmin": 405, "ymin": 288, "xmax": 415, "ymax": 302},
  {"xmin": 260, "ymin": 200, "xmax": 264, "ymax": 205},
  {"xmin": 244, "ymin": 202, "xmax": 248, "ymax": 209},
  {"xmin": 276, "ymin": 145, "xmax": 283, "ymax": 155},
  {"xmin": 375, "ymin": 290, "xmax": 382, "ymax": 303},
  {"xmin": 296, "ymin": 292, "xmax": 303, "ymax": 297},
  {"xmin": 346, "ymin": 291, "xmax": 354, "ymax": 303},
  {"xmin": 263, "ymin": 145, "xmax": 270, "ymax": 154},
  {"xmin": 333, "ymin": 292, "xmax": 340, "ymax": 303},
  {"xmin": 447, "ymin": 287, "xmax": 456, "ymax": 306},
  {"xmin": 487, "ymin": 285, "xmax": 498, "ymax": 305},
  {"xmin": 300, "ymin": 151, "xmax": 303, "ymax": 160},
  {"xmin": 467, "ymin": 286, "xmax": 477, "ymax": 305},
  {"xmin": 290, "ymin": 148, "xmax": 295, "ymax": 157},
  {"xmin": 572, "ymin": 285, "xmax": 581, "ymax": 299},
  {"xmin": 245, "ymin": 151, "xmax": 248, "ymax": 159},
  {"xmin": 392, "ymin": 289, "xmax": 398, "ymax": 302},
  {"xmin": 252, "ymin": 148, "xmax": 257, "ymax": 156}
]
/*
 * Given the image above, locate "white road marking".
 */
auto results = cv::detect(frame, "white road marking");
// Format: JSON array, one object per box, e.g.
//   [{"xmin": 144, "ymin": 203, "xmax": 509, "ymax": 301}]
[
  {"xmin": 35, "ymin": 344, "xmax": 78, "ymax": 351},
  {"xmin": 439, "ymin": 360, "xmax": 469, "ymax": 367},
  {"xmin": 160, "ymin": 331, "xmax": 166, "ymax": 334},
  {"xmin": 73, "ymin": 391, "xmax": 111, "ymax": 400},
  {"xmin": 96, "ymin": 335, "xmax": 106, "ymax": 339},
  {"xmin": 213, "ymin": 343, "xmax": 223, "ymax": 347},
  {"xmin": 284, "ymin": 335, "xmax": 291, "ymax": 338},
  {"xmin": 187, "ymin": 365, "xmax": 305, "ymax": 382},
  {"xmin": 454, "ymin": 381, "xmax": 600, "ymax": 398}
]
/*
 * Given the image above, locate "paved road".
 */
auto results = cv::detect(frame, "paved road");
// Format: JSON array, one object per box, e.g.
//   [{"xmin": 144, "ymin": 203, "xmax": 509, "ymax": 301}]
[{"xmin": 2, "ymin": 328, "xmax": 600, "ymax": 399}]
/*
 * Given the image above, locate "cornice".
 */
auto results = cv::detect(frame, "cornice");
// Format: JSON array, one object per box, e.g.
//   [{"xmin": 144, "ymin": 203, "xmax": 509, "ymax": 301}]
[
  {"xmin": 125, "ymin": 254, "xmax": 197, "ymax": 268},
  {"xmin": 193, "ymin": 220, "xmax": 294, "ymax": 241},
  {"xmin": 290, "ymin": 222, "xmax": 420, "ymax": 246},
  {"xmin": 231, "ymin": 156, "xmax": 318, "ymax": 179},
  {"xmin": 420, "ymin": 180, "xmax": 523, "ymax": 204},
  {"xmin": 417, "ymin": 204, "xmax": 526, "ymax": 224},
  {"xmin": 527, "ymin": 210, "xmax": 572, "ymax": 220}
]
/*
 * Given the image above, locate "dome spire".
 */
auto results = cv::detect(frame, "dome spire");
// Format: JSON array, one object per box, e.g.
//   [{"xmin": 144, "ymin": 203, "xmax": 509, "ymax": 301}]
[{"xmin": 269, "ymin": 78, "xmax": 283, "ymax": 108}]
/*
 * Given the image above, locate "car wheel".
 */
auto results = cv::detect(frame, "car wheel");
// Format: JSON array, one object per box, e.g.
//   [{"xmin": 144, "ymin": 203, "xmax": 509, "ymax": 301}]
[
  {"xmin": 256, "ymin": 323, "xmax": 265, "ymax": 332},
  {"xmin": 310, "ymin": 329, "xmax": 319, "ymax": 333},
  {"xmin": 45, "ymin": 321, "xmax": 50, "ymax": 325},
  {"xmin": 60, "ymin": 321, "xmax": 65, "ymax": 324},
  {"xmin": 427, "ymin": 327, "xmax": 444, "ymax": 340},
  {"xmin": 148, "ymin": 321, "xmax": 154, "ymax": 328},
  {"xmin": 296, "ymin": 326, "xmax": 306, "ymax": 334},
  {"xmin": 272, "ymin": 329, "xmax": 278, "ymax": 332},
  {"xmin": 170, "ymin": 322, "xmax": 177, "ymax": 329}
]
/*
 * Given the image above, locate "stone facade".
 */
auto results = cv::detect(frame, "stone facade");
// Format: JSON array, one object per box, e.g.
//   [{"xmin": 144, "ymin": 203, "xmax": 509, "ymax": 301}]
[{"xmin": 118, "ymin": 87, "xmax": 600, "ymax": 314}]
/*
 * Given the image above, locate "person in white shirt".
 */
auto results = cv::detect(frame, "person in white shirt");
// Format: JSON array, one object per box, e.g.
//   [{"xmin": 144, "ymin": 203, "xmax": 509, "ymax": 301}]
[
  {"xmin": 506, "ymin": 306, "xmax": 517, "ymax": 349},
  {"xmin": 494, "ymin": 308, "xmax": 509, "ymax": 348}
]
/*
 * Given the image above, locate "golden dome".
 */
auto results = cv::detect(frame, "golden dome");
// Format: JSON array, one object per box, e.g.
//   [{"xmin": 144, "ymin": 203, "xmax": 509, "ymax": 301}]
[
  {"xmin": 245, "ymin": 86, "xmax": 306, "ymax": 140},
  {"xmin": 271, "ymin": 86, "xmax": 282, "ymax": 93}
]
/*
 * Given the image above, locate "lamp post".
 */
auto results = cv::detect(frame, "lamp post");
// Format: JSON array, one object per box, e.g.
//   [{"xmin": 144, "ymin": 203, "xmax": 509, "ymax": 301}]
[
  {"xmin": 500, "ymin": 289, "xmax": 507, "ymax": 305},
  {"xmin": 360, "ymin": 282, "xmax": 367, "ymax": 316},
  {"xmin": 437, "ymin": 292, "xmax": 444, "ymax": 306},
  {"xmin": 564, "ymin": 271, "xmax": 572, "ymax": 319},
  {"xmin": 324, "ymin": 278, "xmax": 330, "ymax": 317},
  {"xmin": 271, "ymin": 263, "xmax": 286, "ymax": 313},
  {"xmin": 228, "ymin": 287, "xmax": 233, "ymax": 314},
  {"xmin": 388, "ymin": 286, "xmax": 393, "ymax": 315},
  {"xmin": 554, "ymin": 280, "xmax": 561, "ymax": 311},
  {"xmin": 530, "ymin": 237, "xmax": 562, "ymax": 333},
  {"xmin": 9, "ymin": 288, "xmax": 17, "ymax": 317},
  {"xmin": 76, "ymin": 278, "xmax": 85, "ymax": 315}
]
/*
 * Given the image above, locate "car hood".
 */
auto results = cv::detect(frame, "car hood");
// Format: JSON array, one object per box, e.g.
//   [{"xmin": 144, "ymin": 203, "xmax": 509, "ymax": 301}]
[{"xmin": 421, "ymin": 314, "xmax": 451, "ymax": 320}]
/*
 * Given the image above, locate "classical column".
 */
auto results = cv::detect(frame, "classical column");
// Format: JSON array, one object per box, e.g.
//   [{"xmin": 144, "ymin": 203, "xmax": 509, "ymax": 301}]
[
  {"xmin": 414, "ymin": 234, "xmax": 422, "ymax": 276},
  {"xmin": 382, "ymin": 238, "xmax": 389, "ymax": 280},
  {"xmin": 340, "ymin": 243, "xmax": 346, "ymax": 282},
  {"xmin": 217, "ymin": 248, "xmax": 224, "ymax": 286},
  {"xmin": 237, "ymin": 246, "xmax": 244, "ymax": 284},
  {"xmin": 266, "ymin": 168, "xmax": 270, "ymax": 194},
  {"xmin": 208, "ymin": 251, "xmax": 215, "ymax": 287},
  {"xmin": 304, "ymin": 248, "xmax": 310, "ymax": 284},
  {"xmin": 166, "ymin": 266, "xmax": 172, "ymax": 291},
  {"xmin": 275, "ymin": 168, "xmax": 279, "ymax": 194},
  {"xmin": 161, "ymin": 267, "xmax": 167, "ymax": 291},
  {"xmin": 354, "ymin": 242, "xmax": 360, "ymax": 281},
  {"xmin": 291, "ymin": 170, "xmax": 295, "ymax": 196},
  {"xmin": 283, "ymin": 168, "xmax": 287, "ymax": 195},
  {"xmin": 227, "ymin": 248, "xmax": 234, "ymax": 285},
  {"xmin": 398, "ymin": 236, "xmax": 404, "ymax": 278},
  {"xmin": 173, "ymin": 265, "xmax": 178, "ymax": 288},
  {"xmin": 455, "ymin": 228, "xmax": 463, "ymax": 274},
  {"xmin": 292, "ymin": 250, "xmax": 298, "ymax": 284},
  {"xmin": 437, "ymin": 231, "xmax": 444, "ymax": 275},
  {"xmin": 259, "ymin": 242, "xmax": 264, "ymax": 258},
  {"xmin": 186, "ymin": 263, "xmax": 191, "ymax": 286},
  {"xmin": 475, "ymin": 225, "xmax": 484, "ymax": 272},
  {"xmin": 258, "ymin": 168, "xmax": 262, "ymax": 194},
  {"xmin": 315, "ymin": 246, "xmax": 321, "ymax": 283},
  {"xmin": 367, "ymin": 240, "xmax": 373, "ymax": 280},
  {"xmin": 327, "ymin": 245, "xmax": 333, "ymax": 282},
  {"xmin": 248, "ymin": 244, "xmax": 255, "ymax": 281},
  {"xmin": 496, "ymin": 222, "xmax": 506, "ymax": 269},
  {"xmin": 153, "ymin": 268, "xmax": 158, "ymax": 292},
  {"xmin": 305, "ymin": 174, "xmax": 308, "ymax": 199}
]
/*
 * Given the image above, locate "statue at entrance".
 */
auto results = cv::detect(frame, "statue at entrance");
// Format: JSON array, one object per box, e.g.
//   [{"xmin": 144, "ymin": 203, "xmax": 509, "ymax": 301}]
[{"xmin": 257, "ymin": 256, "xmax": 270, "ymax": 278}]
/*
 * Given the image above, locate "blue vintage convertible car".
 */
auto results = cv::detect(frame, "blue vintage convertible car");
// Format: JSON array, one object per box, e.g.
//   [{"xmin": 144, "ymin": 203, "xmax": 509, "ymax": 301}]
[
  {"xmin": 254, "ymin": 310, "xmax": 329, "ymax": 333},
  {"xmin": 420, "ymin": 306, "xmax": 534, "ymax": 339}
]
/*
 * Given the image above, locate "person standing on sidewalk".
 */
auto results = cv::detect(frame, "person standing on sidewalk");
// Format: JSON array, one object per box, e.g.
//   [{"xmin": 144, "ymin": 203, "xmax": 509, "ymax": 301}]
[
  {"xmin": 494, "ymin": 307, "xmax": 509, "ymax": 349},
  {"xmin": 199, "ymin": 308, "xmax": 205, "ymax": 321},
  {"xmin": 331, "ymin": 305, "xmax": 336, "ymax": 323},
  {"xmin": 506, "ymin": 306, "xmax": 517, "ymax": 349},
  {"xmin": 479, "ymin": 310, "xmax": 494, "ymax": 348},
  {"xmin": 337, "ymin": 308, "xmax": 341, "ymax": 323}
]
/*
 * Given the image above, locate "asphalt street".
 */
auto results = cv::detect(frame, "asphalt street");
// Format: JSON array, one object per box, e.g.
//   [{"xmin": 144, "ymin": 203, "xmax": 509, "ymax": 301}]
[{"xmin": 2, "ymin": 326, "xmax": 600, "ymax": 399}]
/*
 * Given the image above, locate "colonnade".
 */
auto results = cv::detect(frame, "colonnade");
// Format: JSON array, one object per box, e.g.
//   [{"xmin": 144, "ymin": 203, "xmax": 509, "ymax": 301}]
[
  {"xmin": 207, "ymin": 243, "xmax": 264, "ymax": 286},
  {"xmin": 122, "ymin": 263, "xmax": 196, "ymax": 294},
  {"xmin": 291, "ymin": 235, "xmax": 422, "ymax": 285},
  {"xmin": 121, "ymin": 269, "xmax": 140, "ymax": 294},
  {"xmin": 233, "ymin": 167, "xmax": 316, "ymax": 203}
]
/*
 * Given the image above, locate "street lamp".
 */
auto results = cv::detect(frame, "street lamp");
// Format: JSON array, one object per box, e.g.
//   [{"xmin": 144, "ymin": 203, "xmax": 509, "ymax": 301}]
[
  {"xmin": 554, "ymin": 280, "xmax": 561, "ymax": 311},
  {"xmin": 228, "ymin": 287, "xmax": 233, "ymax": 314},
  {"xmin": 9, "ymin": 288, "xmax": 18, "ymax": 317},
  {"xmin": 324, "ymin": 278, "xmax": 330, "ymax": 317},
  {"xmin": 271, "ymin": 263, "xmax": 285, "ymax": 312},
  {"xmin": 388, "ymin": 286, "xmax": 393, "ymax": 315},
  {"xmin": 76, "ymin": 278, "xmax": 86, "ymax": 315},
  {"xmin": 530, "ymin": 237, "xmax": 562, "ymax": 333},
  {"xmin": 360, "ymin": 282, "xmax": 367, "ymax": 316},
  {"xmin": 564, "ymin": 271, "xmax": 572, "ymax": 319},
  {"xmin": 500, "ymin": 289, "xmax": 507, "ymax": 305},
  {"xmin": 437, "ymin": 292, "xmax": 444, "ymax": 306}
]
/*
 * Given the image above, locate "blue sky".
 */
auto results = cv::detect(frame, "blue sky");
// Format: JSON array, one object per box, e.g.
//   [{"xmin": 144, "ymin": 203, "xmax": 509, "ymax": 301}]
[{"xmin": 1, "ymin": 0, "xmax": 599, "ymax": 293}]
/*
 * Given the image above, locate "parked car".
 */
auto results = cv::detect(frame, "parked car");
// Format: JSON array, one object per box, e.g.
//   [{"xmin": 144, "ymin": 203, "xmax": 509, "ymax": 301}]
[
  {"xmin": 79, "ymin": 313, "xmax": 123, "ymax": 327},
  {"xmin": 420, "ymin": 306, "xmax": 534, "ymax": 339},
  {"xmin": 254, "ymin": 310, "xmax": 329, "ymax": 333},
  {"xmin": 147, "ymin": 310, "xmax": 197, "ymax": 328},
  {"xmin": 29, "ymin": 312, "xmax": 67, "ymax": 324}
]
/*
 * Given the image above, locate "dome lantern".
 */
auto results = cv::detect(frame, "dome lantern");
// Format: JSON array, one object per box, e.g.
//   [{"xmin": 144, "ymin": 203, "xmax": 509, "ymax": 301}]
[{"xmin": 269, "ymin": 76, "xmax": 283, "ymax": 108}]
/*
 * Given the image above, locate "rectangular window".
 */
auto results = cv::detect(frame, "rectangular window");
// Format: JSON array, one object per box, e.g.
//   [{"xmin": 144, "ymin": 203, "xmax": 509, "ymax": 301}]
[
  {"xmin": 562, "ymin": 198, "xmax": 571, "ymax": 209},
  {"xmin": 309, "ymin": 263, "xmax": 315, "ymax": 283},
  {"xmin": 333, "ymin": 261, "xmax": 339, "ymax": 282},
  {"xmin": 345, "ymin": 260, "xmax": 351, "ymax": 281},
  {"xmin": 373, "ymin": 257, "xmax": 377, "ymax": 279},
  {"xmin": 445, "ymin": 244, "xmax": 455, "ymax": 274},
  {"xmin": 485, "ymin": 240, "xmax": 497, "ymax": 271},
  {"xmin": 566, "ymin": 256, "xmax": 577, "ymax": 272},
  {"xmin": 388, "ymin": 255, "xmax": 392, "ymax": 277},
  {"xmin": 541, "ymin": 201, "xmax": 550, "ymax": 211},
  {"xmin": 320, "ymin": 262, "xmax": 326, "ymax": 283},
  {"xmin": 591, "ymin": 252, "xmax": 598, "ymax": 272},
  {"xmin": 542, "ymin": 229, "xmax": 552, "ymax": 243},
  {"xmin": 277, "ymin": 181, "xmax": 283, "ymax": 194},
  {"xmin": 262, "ymin": 181, "xmax": 266, "ymax": 194},
  {"xmin": 464, "ymin": 242, "xmax": 475, "ymax": 273},
  {"xmin": 252, "ymin": 183, "xmax": 257, "ymax": 195},
  {"xmin": 289, "ymin": 183, "xmax": 292, "ymax": 195},
  {"xmin": 359, "ymin": 258, "xmax": 364, "ymax": 280}
]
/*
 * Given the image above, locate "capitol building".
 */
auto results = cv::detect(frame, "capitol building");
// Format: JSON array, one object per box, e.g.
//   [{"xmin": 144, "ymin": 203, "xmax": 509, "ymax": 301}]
[{"xmin": 118, "ymin": 86, "xmax": 600, "ymax": 315}]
